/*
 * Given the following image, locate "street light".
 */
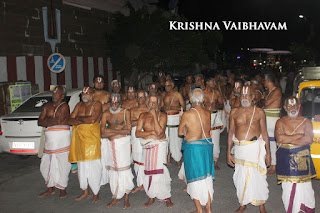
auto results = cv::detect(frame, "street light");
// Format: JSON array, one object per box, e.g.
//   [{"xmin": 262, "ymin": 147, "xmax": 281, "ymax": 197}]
[{"xmin": 299, "ymin": 15, "xmax": 304, "ymax": 19}]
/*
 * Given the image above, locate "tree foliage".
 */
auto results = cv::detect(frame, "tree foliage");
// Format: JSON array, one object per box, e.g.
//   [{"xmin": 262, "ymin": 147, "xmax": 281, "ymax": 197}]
[{"xmin": 107, "ymin": 3, "xmax": 222, "ymax": 84}]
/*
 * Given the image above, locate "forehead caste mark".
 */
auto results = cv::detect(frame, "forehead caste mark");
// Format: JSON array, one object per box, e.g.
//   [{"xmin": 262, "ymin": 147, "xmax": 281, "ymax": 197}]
[
  {"xmin": 128, "ymin": 87, "xmax": 134, "ymax": 92},
  {"xmin": 149, "ymin": 84, "xmax": 156, "ymax": 89},
  {"xmin": 138, "ymin": 92, "xmax": 145, "ymax": 98},
  {"xmin": 242, "ymin": 86, "xmax": 249, "ymax": 94},
  {"xmin": 288, "ymin": 98, "xmax": 297, "ymax": 106},
  {"xmin": 111, "ymin": 96, "xmax": 119, "ymax": 103},
  {"xmin": 82, "ymin": 87, "xmax": 90, "ymax": 94},
  {"xmin": 235, "ymin": 82, "xmax": 240, "ymax": 89},
  {"xmin": 97, "ymin": 77, "xmax": 103, "ymax": 83}
]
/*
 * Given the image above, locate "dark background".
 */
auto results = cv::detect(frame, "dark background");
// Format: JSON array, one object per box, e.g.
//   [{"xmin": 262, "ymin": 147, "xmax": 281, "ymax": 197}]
[{"xmin": 158, "ymin": 0, "xmax": 320, "ymax": 51}]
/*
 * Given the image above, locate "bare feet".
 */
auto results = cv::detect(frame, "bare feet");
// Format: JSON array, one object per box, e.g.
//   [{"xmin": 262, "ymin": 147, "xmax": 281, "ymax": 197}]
[
  {"xmin": 235, "ymin": 206, "xmax": 247, "ymax": 213},
  {"xmin": 106, "ymin": 199, "xmax": 120, "ymax": 208},
  {"xmin": 123, "ymin": 194, "xmax": 131, "ymax": 209},
  {"xmin": 38, "ymin": 187, "xmax": 55, "ymax": 197},
  {"xmin": 267, "ymin": 165, "xmax": 276, "ymax": 176},
  {"xmin": 183, "ymin": 185, "xmax": 187, "ymax": 192},
  {"xmin": 75, "ymin": 189, "xmax": 90, "ymax": 201},
  {"xmin": 132, "ymin": 185, "xmax": 144, "ymax": 193},
  {"xmin": 166, "ymin": 199, "xmax": 174, "ymax": 208},
  {"xmin": 59, "ymin": 190, "xmax": 67, "ymax": 199},
  {"xmin": 144, "ymin": 198, "xmax": 155, "ymax": 208},
  {"xmin": 259, "ymin": 205, "xmax": 267, "ymax": 213},
  {"xmin": 92, "ymin": 194, "xmax": 100, "ymax": 203}
]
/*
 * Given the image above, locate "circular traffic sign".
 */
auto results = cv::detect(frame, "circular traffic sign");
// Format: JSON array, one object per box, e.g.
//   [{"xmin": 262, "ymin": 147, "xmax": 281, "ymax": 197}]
[{"xmin": 47, "ymin": 53, "xmax": 66, "ymax": 73}]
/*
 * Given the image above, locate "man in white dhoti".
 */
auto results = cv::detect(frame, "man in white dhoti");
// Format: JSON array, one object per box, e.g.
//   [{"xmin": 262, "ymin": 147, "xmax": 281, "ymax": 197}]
[
  {"xmin": 92, "ymin": 75, "xmax": 110, "ymax": 185},
  {"xmin": 203, "ymin": 76, "xmax": 224, "ymax": 170},
  {"xmin": 130, "ymin": 91, "xmax": 148, "ymax": 193},
  {"xmin": 136, "ymin": 95, "xmax": 174, "ymax": 208},
  {"xmin": 38, "ymin": 86, "xmax": 71, "ymax": 199},
  {"xmin": 100, "ymin": 93, "xmax": 134, "ymax": 209},
  {"xmin": 163, "ymin": 79, "xmax": 185, "ymax": 167},
  {"xmin": 227, "ymin": 86, "xmax": 271, "ymax": 213},
  {"xmin": 263, "ymin": 73, "xmax": 282, "ymax": 176},
  {"xmin": 275, "ymin": 97, "xmax": 316, "ymax": 213},
  {"xmin": 68, "ymin": 87, "xmax": 103, "ymax": 203},
  {"xmin": 179, "ymin": 88, "xmax": 214, "ymax": 213}
]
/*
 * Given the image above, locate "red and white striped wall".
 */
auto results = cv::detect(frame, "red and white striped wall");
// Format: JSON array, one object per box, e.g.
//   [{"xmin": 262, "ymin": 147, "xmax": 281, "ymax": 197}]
[{"xmin": 0, "ymin": 56, "xmax": 120, "ymax": 92}]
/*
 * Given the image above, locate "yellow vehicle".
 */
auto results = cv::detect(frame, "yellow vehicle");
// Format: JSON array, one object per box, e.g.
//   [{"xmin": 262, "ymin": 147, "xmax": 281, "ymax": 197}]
[{"xmin": 297, "ymin": 80, "xmax": 320, "ymax": 179}]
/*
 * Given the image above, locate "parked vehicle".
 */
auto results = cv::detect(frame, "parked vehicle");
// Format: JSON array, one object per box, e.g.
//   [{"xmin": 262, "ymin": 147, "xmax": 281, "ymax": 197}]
[
  {"xmin": 297, "ymin": 80, "xmax": 320, "ymax": 179},
  {"xmin": 0, "ymin": 89, "xmax": 82, "ymax": 155}
]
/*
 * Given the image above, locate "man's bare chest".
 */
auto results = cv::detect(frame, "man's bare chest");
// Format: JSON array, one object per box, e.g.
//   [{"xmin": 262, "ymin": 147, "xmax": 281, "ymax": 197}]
[{"xmin": 108, "ymin": 112, "xmax": 126, "ymax": 126}]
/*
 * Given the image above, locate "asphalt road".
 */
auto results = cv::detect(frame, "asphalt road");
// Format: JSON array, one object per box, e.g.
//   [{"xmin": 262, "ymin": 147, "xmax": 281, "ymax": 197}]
[{"xmin": 0, "ymin": 133, "xmax": 319, "ymax": 213}]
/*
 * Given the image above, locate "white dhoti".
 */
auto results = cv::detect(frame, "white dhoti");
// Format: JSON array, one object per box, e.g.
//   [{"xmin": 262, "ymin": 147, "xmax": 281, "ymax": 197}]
[
  {"xmin": 131, "ymin": 126, "xmax": 144, "ymax": 187},
  {"xmin": 166, "ymin": 113, "xmax": 183, "ymax": 162},
  {"xmin": 187, "ymin": 176, "xmax": 214, "ymax": 206},
  {"xmin": 211, "ymin": 111, "xmax": 223, "ymax": 160},
  {"xmin": 40, "ymin": 125, "xmax": 71, "ymax": 190},
  {"xmin": 264, "ymin": 108, "xmax": 280, "ymax": 166},
  {"xmin": 233, "ymin": 135, "xmax": 269, "ymax": 206},
  {"xmin": 106, "ymin": 136, "xmax": 134, "ymax": 199},
  {"xmin": 281, "ymin": 181, "xmax": 315, "ymax": 213},
  {"xmin": 78, "ymin": 159, "xmax": 102, "ymax": 195},
  {"xmin": 142, "ymin": 139, "xmax": 171, "ymax": 201},
  {"xmin": 100, "ymin": 138, "xmax": 109, "ymax": 186}
]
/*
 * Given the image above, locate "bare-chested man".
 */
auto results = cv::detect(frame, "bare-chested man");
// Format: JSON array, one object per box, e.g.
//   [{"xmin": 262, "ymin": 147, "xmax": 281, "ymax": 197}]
[
  {"xmin": 122, "ymin": 87, "xmax": 138, "ymax": 109},
  {"xmin": 130, "ymin": 91, "xmax": 149, "ymax": 193},
  {"xmin": 93, "ymin": 74, "xmax": 110, "ymax": 112},
  {"xmin": 178, "ymin": 88, "xmax": 214, "ymax": 213},
  {"xmin": 275, "ymin": 97, "xmax": 316, "ymax": 213},
  {"xmin": 163, "ymin": 79, "xmax": 186, "ymax": 167},
  {"xmin": 227, "ymin": 86, "xmax": 271, "ymax": 213},
  {"xmin": 136, "ymin": 95, "xmax": 174, "ymax": 208},
  {"xmin": 68, "ymin": 87, "xmax": 102, "ymax": 203},
  {"xmin": 111, "ymin": 79, "xmax": 127, "ymax": 101},
  {"xmin": 181, "ymin": 75, "xmax": 194, "ymax": 111},
  {"xmin": 263, "ymin": 73, "xmax": 282, "ymax": 175},
  {"xmin": 100, "ymin": 93, "xmax": 134, "ymax": 209},
  {"xmin": 38, "ymin": 86, "xmax": 71, "ymax": 199},
  {"xmin": 203, "ymin": 77, "xmax": 224, "ymax": 170}
]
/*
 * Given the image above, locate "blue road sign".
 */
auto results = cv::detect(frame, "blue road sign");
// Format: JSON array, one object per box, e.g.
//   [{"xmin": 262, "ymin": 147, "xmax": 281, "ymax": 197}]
[{"xmin": 47, "ymin": 53, "xmax": 66, "ymax": 73}]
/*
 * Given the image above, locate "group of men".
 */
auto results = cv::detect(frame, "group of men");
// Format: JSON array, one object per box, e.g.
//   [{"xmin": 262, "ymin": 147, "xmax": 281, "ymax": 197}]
[{"xmin": 37, "ymin": 72, "xmax": 316, "ymax": 213}]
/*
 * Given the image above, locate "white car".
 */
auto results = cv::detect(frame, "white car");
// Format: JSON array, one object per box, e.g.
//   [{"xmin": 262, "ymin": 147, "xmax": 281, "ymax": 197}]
[{"xmin": 0, "ymin": 89, "xmax": 82, "ymax": 155}]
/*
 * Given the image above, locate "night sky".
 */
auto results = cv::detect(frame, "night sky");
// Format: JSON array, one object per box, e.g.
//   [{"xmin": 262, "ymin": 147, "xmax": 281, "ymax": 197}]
[{"xmin": 161, "ymin": 0, "xmax": 320, "ymax": 51}]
